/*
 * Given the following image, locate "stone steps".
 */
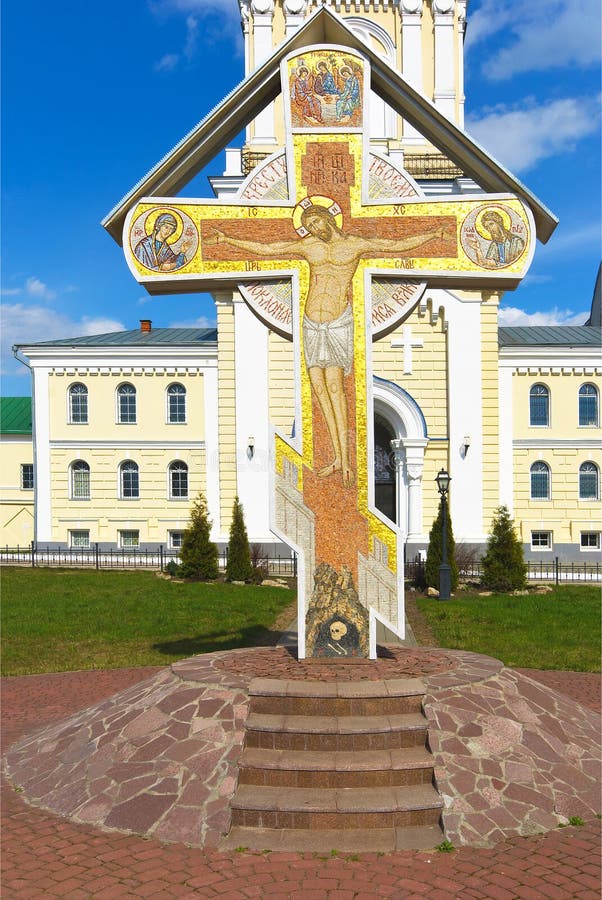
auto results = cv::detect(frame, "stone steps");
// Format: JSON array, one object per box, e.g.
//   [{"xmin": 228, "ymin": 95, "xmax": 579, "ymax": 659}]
[{"xmin": 227, "ymin": 677, "xmax": 445, "ymax": 851}]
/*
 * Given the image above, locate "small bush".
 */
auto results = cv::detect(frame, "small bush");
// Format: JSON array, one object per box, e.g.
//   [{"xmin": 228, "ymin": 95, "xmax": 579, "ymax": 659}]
[
  {"xmin": 226, "ymin": 496, "xmax": 253, "ymax": 583},
  {"xmin": 164, "ymin": 559, "xmax": 181, "ymax": 577},
  {"xmin": 179, "ymin": 492, "xmax": 219, "ymax": 581},
  {"xmin": 425, "ymin": 496, "xmax": 459, "ymax": 592},
  {"xmin": 481, "ymin": 506, "xmax": 526, "ymax": 592}
]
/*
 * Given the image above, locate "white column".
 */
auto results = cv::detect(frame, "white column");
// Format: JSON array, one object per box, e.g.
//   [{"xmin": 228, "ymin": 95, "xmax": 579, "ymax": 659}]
[
  {"xmin": 249, "ymin": 0, "xmax": 277, "ymax": 146},
  {"xmin": 400, "ymin": 0, "xmax": 424, "ymax": 146},
  {"xmin": 433, "ymin": 0, "xmax": 456, "ymax": 123},
  {"xmin": 202, "ymin": 363, "xmax": 221, "ymax": 540},
  {"xmin": 391, "ymin": 437, "xmax": 427, "ymax": 542},
  {"xmin": 456, "ymin": 0, "xmax": 467, "ymax": 129},
  {"xmin": 443, "ymin": 289, "xmax": 485, "ymax": 542},
  {"xmin": 233, "ymin": 298, "xmax": 272, "ymax": 541},
  {"xmin": 498, "ymin": 364, "xmax": 514, "ymax": 513},
  {"xmin": 32, "ymin": 367, "xmax": 51, "ymax": 542},
  {"xmin": 284, "ymin": 0, "xmax": 308, "ymax": 37}
]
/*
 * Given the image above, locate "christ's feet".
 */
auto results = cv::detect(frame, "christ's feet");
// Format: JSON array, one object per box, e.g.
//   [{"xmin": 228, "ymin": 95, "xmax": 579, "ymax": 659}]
[{"xmin": 317, "ymin": 461, "xmax": 355, "ymax": 486}]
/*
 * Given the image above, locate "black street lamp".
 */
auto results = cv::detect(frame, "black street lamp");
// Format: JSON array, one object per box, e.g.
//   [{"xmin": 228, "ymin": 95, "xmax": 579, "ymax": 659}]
[{"xmin": 435, "ymin": 468, "xmax": 451, "ymax": 601}]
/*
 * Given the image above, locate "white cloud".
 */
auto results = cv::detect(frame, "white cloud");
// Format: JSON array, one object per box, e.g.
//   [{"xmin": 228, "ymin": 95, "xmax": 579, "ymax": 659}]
[
  {"xmin": 466, "ymin": 96, "xmax": 601, "ymax": 172},
  {"xmin": 155, "ymin": 53, "xmax": 180, "ymax": 72},
  {"xmin": 25, "ymin": 276, "xmax": 57, "ymax": 301},
  {"xmin": 168, "ymin": 314, "xmax": 216, "ymax": 328},
  {"xmin": 466, "ymin": 0, "xmax": 601, "ymax": 79},
  {"xmin": 498, "ymin": 306, "xmax": 588, "ymax": 327},
  {"xmin": 2, "ymin": 304, "xmax": 125, "ymax": 375}
]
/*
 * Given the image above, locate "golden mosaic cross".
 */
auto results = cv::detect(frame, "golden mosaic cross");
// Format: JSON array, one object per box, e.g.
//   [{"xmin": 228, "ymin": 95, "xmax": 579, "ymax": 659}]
[{"xmin": 123, "ymin": 45, "xmax": 534, "ymax": 659}]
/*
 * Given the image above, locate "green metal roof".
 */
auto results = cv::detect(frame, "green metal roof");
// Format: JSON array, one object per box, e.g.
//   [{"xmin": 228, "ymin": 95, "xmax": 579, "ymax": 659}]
[
  {"xmin": 0, "ymin": 397, "xmax": 32, "ymax": 434},
  {"xmin": 499, "ymin": 326, "xmax": 601, "ymax": 347},
  {"xmin": 16, "ymin": 327, "xmax": 217, "ymax": 348}
]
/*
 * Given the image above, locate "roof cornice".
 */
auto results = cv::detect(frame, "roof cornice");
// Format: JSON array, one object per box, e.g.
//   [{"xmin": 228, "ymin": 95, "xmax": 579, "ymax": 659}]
[{"xmin": 102, "ymin": 6, "xmax": 557, "ymax": 245}]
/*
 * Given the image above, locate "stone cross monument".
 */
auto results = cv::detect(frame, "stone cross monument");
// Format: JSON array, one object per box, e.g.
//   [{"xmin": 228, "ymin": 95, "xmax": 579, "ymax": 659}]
[{"xmin": 122, "ymin": 45, "xmax": 534, "ymax": 658}]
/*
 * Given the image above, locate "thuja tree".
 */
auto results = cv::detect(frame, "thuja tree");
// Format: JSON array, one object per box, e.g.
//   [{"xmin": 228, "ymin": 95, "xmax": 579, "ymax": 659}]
[
  {"xmin": 226, "ymin": 496, "xmax": 253, "ymax": 582},
  {"xmin": 179, "ymin": 492, "xmax": 219, "ymax": 580},
  {"xmin": 425, "ymin": 496, "xmax": 459, "ymax": 592},
  {"xmin": 481, "ymin": 505, "xmax": 527, "ymax": 591}
]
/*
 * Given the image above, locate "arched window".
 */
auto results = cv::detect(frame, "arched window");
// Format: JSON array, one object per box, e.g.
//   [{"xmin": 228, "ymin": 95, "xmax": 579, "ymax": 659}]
[
  {"xmin": 530, "ymin": 461, "xmax": 550, "ymax": 500},
  {"xmin": 167, "ymin": 383, "xmax": 186, "ymax": 423},
  {"xmin": 579, "ymin": 384, "xmax": 599, "ymax": 427},
  {"xmin": 529, "ymin": 384, "xmax": 549, "ymax": 427},
  {"xmin": 70, "ymin": 460, "xmax": 90, "ymax": 499},
  {"xmin": 117, "ymin": 383, "xmax": 136, "ymax": 423},
  {"xmin": 69, "ymin": 383, "xmax": 88, "ymax": 424},
  {"xmin": 579, "ymin": 462, "xmax": 599, "ymax": 500},
  {"xmin": 119, "ymin": 460, "xmax": 139, "ymax": 498},
  {"xmin": 169, "ymin": 461, "xmax": 188, "ymax": 499},
  {"xmin": 373, "ymin": 414, "xmax": 396, "ymax": 524}
]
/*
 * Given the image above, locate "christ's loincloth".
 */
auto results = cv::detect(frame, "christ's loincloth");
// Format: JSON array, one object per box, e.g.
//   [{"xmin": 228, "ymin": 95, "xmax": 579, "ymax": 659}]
[{"xmin": 303, "ymin": 304, "xmax": 354, "ymax": 374}]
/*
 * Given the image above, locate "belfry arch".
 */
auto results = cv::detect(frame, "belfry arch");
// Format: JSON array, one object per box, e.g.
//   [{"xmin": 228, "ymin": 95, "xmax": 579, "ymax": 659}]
[{"xmin": 373, "ymin": 376, "xmax": 428, "ymax": 552}]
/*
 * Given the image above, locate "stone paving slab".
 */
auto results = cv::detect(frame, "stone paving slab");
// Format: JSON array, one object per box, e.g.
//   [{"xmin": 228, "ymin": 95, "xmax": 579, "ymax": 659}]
[
  {"xmin": 2, "ymin": 647, "xmax": 601, "ymax": 853},
  {"xmin": 2, "ymin": 660, "xmax": 601, "ymax": 898}
]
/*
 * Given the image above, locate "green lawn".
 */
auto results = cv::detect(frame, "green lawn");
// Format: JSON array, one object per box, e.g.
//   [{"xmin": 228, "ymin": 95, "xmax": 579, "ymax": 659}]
[
  {"xmin": 416, "ymin": 585, "xmax": 601, "ymax": 672},
  {"xmin": 1, "ymin": 568, "xmax": 295, "ymax": 676}
]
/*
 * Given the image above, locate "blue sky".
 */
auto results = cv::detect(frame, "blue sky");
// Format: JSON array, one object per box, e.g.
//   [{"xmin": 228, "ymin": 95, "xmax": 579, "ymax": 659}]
[{"xmin": 2, "ymin": 0, "xmax": 600, "ymax": 395}]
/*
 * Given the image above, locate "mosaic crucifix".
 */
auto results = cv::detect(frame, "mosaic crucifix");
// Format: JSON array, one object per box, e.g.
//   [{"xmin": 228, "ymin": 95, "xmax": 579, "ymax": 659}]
[{"xmin": 124, "ymin": 45, "xmax": 534, "ymax": 659}]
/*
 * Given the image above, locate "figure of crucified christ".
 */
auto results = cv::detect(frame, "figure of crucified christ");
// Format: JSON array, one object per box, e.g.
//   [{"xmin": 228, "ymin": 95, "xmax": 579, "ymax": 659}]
[{"xmin": 206, "ymin": 205, "xmax": 449, "ymax": 486}]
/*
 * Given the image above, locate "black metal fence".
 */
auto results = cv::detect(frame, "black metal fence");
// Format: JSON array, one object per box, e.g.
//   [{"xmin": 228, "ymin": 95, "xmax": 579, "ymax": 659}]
[
  {"xmin": 0, "ymin": 543, "xmax": 298, "ymax": 577},
  {"xmin": 404, "ymin": 557, "xmax": 602, "ymax": 585}
]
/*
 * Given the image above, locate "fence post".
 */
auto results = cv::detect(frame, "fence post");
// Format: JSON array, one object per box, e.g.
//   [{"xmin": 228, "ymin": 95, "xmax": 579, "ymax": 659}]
[
  {"xmin": 159, "ymin": 544, "xmax": 164, "ymax": 572},
  {"xmin": 293, "ymin": 552, "xmax": 297, "ymax": 579},
  {"xmin": 555, "ymin": 556, "xmax": 559, "ymax": 586},
  {"xmin": 95, "ymin": 542, "xmax": 100, "ymax": 570},
  {"xmin": 30, "ymin": 540, "xmax": 35, "ymax": 568}
]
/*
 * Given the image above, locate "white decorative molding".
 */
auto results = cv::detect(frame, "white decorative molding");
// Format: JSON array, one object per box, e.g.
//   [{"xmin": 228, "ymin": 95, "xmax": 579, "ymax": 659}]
[{"xmin": 49, "ymin": 441, "xmax": 206, "ymax": 450}]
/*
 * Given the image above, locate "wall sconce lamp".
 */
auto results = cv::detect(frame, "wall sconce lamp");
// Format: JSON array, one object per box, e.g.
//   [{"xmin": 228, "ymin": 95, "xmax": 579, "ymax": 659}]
[
  {"xmin": 462, "ymin": 435, "xmax": 471, "ymax": 457},
  {"xmin": 247, "ymin": 436, "xmax": 255, "ymax": 460}
]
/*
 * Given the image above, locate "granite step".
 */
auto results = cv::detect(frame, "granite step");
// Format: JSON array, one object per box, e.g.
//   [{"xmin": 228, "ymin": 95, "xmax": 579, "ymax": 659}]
[
  {"xmin": 224, "ymin": 823, "xmax": 445, "ymax": 853},
  {"xmin": 248, "ymin": 677, "xmax": 425, "ymax": 717},
  {"xmin": 237, "ymin": 746, "xmax": 435, "ymax": 788},
  {"xmin": 230, "ymin": 783, "xmax": 443, "ymax": 829},
  {"xmin": 244, "ymin": 711, "xmax": 428, "ymax": 751}
]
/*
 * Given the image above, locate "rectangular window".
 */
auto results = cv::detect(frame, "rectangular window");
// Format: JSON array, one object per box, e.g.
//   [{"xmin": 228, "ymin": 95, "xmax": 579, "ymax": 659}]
[
  {"xmin": 21, "ymin": 464, "xmax": 34, "ymax": 490},
  {"xmin": 169, "ymin": 530, "xmax": 184, "ymax": 549},
  {"xmin": 580, "ymin": 532, "xmax": 600, "ymax": 550},
  {"xmin": 119, "ymin": 530, "xmax": 139, "ymax": 549},
  {"xmin": 70, "ymin": 530, "xmax": 90, "ymax": 548},
  {"xmin": 531, "ymin": 531, "xmax": 552, "ymax": 550}
]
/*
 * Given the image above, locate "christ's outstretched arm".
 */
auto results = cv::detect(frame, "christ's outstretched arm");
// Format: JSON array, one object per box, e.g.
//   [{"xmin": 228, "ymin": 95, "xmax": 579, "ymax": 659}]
[
  {"xmin": 366, "ymin": 224, "xmax": 452, "ymax": 255},
  {"xmin": 205, "ymin": 229, "xmax": 302, "ymax": 258}
]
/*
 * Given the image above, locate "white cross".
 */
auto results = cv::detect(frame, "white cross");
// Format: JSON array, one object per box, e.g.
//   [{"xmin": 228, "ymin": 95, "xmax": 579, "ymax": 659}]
[{"xmin": 391, "ymin": 325, "xmax": 423, "ymax": 374}]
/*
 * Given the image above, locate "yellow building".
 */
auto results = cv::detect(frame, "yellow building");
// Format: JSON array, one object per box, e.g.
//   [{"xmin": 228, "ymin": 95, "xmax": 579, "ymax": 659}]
[
  {"xmin": 0, "ymin": 397, "xmax": 34, "ymax": 547},
  {"xmin": 7, "ymin": 2, "xmax": 602, "ymax": 566}
]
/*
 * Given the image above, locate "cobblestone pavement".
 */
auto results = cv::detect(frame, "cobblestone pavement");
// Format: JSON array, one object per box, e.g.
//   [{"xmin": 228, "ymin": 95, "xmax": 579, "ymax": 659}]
[{"xmin": 2, "ymin": 661, "xmax": 601, "ymax": 899}]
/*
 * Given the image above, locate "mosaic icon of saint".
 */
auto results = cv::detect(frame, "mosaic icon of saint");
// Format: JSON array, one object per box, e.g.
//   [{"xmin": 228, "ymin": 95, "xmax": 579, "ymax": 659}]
[
  {"xmin": 206, "ymin": 204, "xmax": 448, "ymax": 486},
  {"xmin": 134, "ymin": 212, "xmax": 192, "ymax": 272},
  {"xmin": 466, "ymin": 208, "xmax": 525, "ymax": 268}
]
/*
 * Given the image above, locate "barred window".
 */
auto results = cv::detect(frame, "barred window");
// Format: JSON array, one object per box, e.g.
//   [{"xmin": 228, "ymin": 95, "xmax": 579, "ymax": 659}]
[
  {"xmin": 167, "ymin": 383, "xmax": 186, "ymax": 423},
  {"xmin": 119, "ymin": 460, "xmax": 139, "ymax": 498},
  {"xmin": 119, "ymin": 530, "xmax": 139, "ymax": 549},
  {"xmin": 117, "ymin": 383, "xmax": 136, "ymax": 423},
  {"xmin": 70, "ymin": 460, "xmax": 90, "ymax": 499},
  {"xmin": 579, "ymin": 462, "xmax": 599, "ymax": 500},
  {"xmin": 20, "ymin": 463, "xmax": 34, "ymax": 490},
  {"xmin": 579, "ymin": 384, "xmax": 598, "ymax": 427},
  {"xmin": 169, "ymin": 461, "xmax": 188, "ymax": 499},
  {"xmin": 581, "ymin": 532, "xmax": 600, "ymax": 550},
  {"xmin": 531, "ymin": 531, "xmax": 552, "ymax": 550},
  {"xmin": 69, "ymin": 383, "xmax": 88, "ymax": 424},
  {"xmin": 529, "ymin": 384, "xmax": 549, "ymax": 427},
  {"xmin": 530, "ymin": 461, "xmax": 550, "ymax": 499},
  {"xmin": 70, "ymin": 530, "xmax": 90, "ymax": 548}
]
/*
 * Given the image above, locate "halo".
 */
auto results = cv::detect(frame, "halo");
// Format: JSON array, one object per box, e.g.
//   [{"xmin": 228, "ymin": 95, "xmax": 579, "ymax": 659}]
[
  {"xmin": 144, "ymin": 208, "xmax": 184, "ymax": 244},
  {"xmin": 475, "ymin": 205, "xmax": 512, "ymax": 240},
  {"xmin": 292, "ymin": 195, "xmax": 343, "ymax": 237}
]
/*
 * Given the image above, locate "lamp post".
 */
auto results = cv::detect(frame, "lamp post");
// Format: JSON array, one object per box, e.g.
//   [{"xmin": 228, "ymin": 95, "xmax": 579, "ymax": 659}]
[{"xmin": 435, "ymin": 468, "xmax": 451, "ymax": 601}]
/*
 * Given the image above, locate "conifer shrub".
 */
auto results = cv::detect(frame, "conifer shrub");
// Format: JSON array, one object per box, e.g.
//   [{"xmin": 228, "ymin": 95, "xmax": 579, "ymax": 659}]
[
  {"xmin": 226, "ymin": 496, "xmax": 253, "ymax": 582},
  {"xmin": 481, "ymin": 505, "xmax": 527, "ymax": 592},
  {"xmin": 179, "ymin": 492, "xmax": 219, "ymax": 581},
  {"xmin": 425, "ymin": 496, "xmax": 459, "ymax": 592}
]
